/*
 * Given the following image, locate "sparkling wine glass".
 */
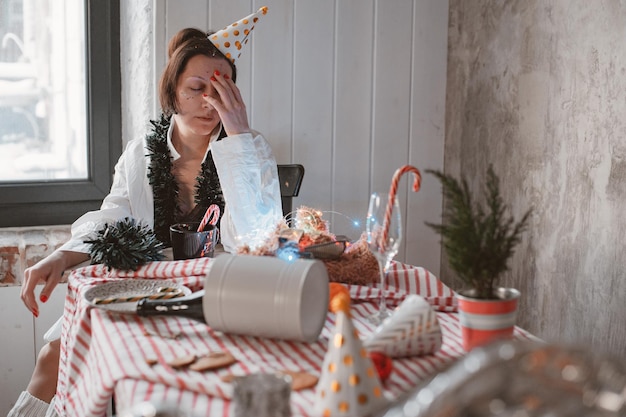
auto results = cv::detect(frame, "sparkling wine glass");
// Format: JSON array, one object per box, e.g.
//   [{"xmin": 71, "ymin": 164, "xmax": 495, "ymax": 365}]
[{"xmin": 366, "ymin": 192, "xmax": 402, "ymax": 325}]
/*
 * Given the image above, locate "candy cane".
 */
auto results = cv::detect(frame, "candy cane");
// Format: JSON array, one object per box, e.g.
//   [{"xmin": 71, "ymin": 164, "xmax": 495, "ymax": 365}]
[
  {"xmin": 198, "ymin": 204, "xmax": 221, "ymax": 232},
  {"xmin": 382, "ymin": 165, "xmax": 422, "ymax": 248}
]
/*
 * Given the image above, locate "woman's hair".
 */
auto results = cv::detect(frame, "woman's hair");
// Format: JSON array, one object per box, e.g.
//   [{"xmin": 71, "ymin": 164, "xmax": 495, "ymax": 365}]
[{"xmin": 159, "ymin": 28, "xmax": 237, "ymax": 116}]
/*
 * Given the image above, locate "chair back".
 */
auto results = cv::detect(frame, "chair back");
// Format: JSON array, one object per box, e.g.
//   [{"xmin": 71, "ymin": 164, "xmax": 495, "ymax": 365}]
[{"xmin": 277, "ymin": 164, "xmax": 305, "ymax": 217}]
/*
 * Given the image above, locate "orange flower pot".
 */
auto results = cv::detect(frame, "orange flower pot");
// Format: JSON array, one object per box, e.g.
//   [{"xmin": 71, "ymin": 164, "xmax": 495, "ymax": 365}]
[{"xmin": 456, "ymin": 288, "xmax": 520, "ymax": 351}]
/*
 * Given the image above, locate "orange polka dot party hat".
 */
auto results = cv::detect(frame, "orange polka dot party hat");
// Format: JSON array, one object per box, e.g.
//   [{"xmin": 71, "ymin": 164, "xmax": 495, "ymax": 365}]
[
  {"xmin": 209, "ymin": 6, "xmax": 269, "ymax": 65},
  {"xmin": 314, "ymin": 292, "xmax": 389, "ymax": 416}
]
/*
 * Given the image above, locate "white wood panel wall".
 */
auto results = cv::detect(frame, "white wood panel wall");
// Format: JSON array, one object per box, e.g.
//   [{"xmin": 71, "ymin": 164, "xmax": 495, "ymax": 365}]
[
  {"xmin": 0, "ymin": 285, "xmax": 67, "ymax": 415},
  {"xmin": 154, "ymin": 0, "xmax": 448, "ymax": 275}
]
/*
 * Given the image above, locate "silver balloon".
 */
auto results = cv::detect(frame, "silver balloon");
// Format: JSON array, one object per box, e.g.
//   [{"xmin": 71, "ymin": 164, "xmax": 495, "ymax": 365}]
[{"xmin": 379, "ymin": 340, "xmax": 626, "ymax": 417}]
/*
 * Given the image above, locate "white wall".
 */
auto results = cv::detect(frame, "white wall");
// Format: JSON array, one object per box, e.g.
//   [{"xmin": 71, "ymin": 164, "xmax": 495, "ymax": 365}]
[
  {"xmin": 0, "ymin": 285, "xmax": 67, "ymax": 415},
  {"xmin": 148, "ymin": 0, "xmax": 449, "ymax": 274}
]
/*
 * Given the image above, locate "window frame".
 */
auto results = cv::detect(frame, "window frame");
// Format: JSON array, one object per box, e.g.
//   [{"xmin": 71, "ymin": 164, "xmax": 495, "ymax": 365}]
[{"xmin": 0, "ymin": 0, "xmax": 121, "ymax": 227}]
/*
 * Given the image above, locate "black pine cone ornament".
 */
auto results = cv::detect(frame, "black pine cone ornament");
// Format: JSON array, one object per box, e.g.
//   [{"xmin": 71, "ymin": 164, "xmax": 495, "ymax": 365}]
[{"xmin": 85, "ymin": 218, "xmax": 165, "ymax": 271}]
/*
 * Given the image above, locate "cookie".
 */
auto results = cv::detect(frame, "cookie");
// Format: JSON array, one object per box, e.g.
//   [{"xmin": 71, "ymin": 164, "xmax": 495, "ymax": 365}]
[
  {"xmin": 189, "ymin": 352, "xmax": 237, "ymax": 372},
  {"xmin": 167, "ymin": 354, "xmax": 196, "ymax": 368},
  {"xmin": 221, "ymin": 370, "xmax": 318, "ymax": 391},
  {"xmin": 279, "ymin": 370, "xmax": 318, "ymax": 391},
  {"xmin": 220, "ymin": 374, "xmax": 237, "ymax": 383}
]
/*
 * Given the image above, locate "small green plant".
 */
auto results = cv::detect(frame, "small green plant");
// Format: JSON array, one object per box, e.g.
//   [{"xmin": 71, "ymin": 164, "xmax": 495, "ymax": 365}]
[{"xmin": 425, "ymin": 165, "xmax": 531, "ymax": 299}]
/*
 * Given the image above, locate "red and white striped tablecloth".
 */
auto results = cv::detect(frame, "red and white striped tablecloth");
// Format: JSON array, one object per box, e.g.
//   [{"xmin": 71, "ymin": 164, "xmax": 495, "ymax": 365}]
[{"xmin": 54, "ymin": 258, "xmax": 536, "ymax": 417}]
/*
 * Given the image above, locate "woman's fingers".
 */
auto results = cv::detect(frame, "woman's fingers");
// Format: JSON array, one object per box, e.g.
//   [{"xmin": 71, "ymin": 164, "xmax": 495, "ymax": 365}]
[
  {"xmin": 21, "ymin": 268, "xmax": 41, "ymax": 317},
  {"xmin": 21, "ymin": 254, "xmax": 65, "ymax": 317},
  {"xmin": 210, "ymin": 71, "xmax": 237, "ymax": 109},
  {"xmin": 208, "ymin": 71, "xmax": 250, "ymax": 136}
]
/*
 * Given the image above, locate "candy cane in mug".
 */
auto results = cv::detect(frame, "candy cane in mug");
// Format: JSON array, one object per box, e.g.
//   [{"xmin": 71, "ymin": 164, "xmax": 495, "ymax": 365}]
[{"xmin": 198, "ymin": 204, "xmax": 221, "ymax": 232}]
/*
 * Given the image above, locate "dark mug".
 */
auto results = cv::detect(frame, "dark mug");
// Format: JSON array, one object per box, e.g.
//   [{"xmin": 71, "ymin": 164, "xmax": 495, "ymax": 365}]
[{"xmin": 170, "ymin": 222, "xmax": 219, "ymax": 260}]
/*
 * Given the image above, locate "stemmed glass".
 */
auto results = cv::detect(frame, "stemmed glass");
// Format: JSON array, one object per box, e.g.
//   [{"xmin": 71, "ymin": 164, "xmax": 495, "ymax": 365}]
[{"xmin": 366, "ymin": 192, "xmax": 402, "ymax": 325}]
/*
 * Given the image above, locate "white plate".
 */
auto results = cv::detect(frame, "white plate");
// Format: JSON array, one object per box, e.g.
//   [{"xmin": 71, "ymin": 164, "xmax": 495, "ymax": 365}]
[{"xmin": 84, "ymin": 279, "xmax": 191, "ymax": 313}]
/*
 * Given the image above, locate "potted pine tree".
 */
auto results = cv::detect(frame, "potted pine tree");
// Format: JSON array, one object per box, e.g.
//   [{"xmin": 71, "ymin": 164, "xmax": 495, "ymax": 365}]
[{"xmin": 426, "ymin": 165, "xmax": 532, "ymax": 351}]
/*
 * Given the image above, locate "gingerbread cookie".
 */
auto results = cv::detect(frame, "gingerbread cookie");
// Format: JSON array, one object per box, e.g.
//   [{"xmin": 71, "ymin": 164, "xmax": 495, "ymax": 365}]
[
  {"xmin": 189, "ymin": 352, "xmax": 237, "ymax": 372},
  {"xmin": 167, "ymin": 354, "xmax": 197, "ymax": 368},
  {"xmin": 221, "ymin": 370, "xmax": 318, "ymax": 391},
  {"xmin": 279, "ymin": 370, "xmax": 318, "ymax": 391},
  {"xmin": 145, "ymin": 357, "xmax": 158, "ymax": 366}
]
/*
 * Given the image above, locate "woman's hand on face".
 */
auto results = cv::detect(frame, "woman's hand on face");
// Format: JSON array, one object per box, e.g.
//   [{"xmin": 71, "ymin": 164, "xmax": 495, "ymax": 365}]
[
  {"xmin": 21, "ymin": 250, "xmax": 89, "ymax": 317},
  {"xmin": 206, "ymin": 70, "xmax": 251, "ymax": 137}
]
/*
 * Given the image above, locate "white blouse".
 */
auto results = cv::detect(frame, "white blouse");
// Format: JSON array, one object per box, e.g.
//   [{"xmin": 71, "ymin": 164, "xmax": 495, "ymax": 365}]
[{"xmin": 58, "ymin": 116, "xmax": 283, "ymax": 254}]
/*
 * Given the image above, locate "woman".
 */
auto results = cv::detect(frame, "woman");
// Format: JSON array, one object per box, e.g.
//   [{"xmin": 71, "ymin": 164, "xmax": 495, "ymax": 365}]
[{"xmin": 11, "ymin": 12, "xmax": 281, "ymax": 416}]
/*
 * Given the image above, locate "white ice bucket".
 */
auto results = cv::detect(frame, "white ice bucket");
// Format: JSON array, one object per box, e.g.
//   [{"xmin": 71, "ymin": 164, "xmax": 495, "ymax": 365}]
[{"xmin": 203, "ymin": 254, "xmax": 330, "ymax": 343}]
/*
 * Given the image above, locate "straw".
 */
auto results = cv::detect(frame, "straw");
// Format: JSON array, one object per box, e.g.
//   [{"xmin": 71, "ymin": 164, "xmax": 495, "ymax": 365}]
[
  {"xmin": 198, "ymin": 204, "xmax": 221, "ymax": 232},
  {"xmin": 382, "ymin": 165, "xmax": 422, "ymax": 249}
]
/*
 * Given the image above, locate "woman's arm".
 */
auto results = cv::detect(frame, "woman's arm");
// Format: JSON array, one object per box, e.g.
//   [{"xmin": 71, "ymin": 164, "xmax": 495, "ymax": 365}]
[
  {"xmin": 21, "ymin": 250, "xmax": 90, "ymax": 317},
  {"xmin": 22, "ymin": 139, "xmax": 150, "ymax": 315},
  {"xmin": 211, "ymin": 131, "xmax": 283, "ymax": 252}
]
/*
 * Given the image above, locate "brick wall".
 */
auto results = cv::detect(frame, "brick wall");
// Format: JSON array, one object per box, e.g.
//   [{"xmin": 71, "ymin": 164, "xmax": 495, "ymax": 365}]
[{"xmin": 0, "ymin": 226, "xmax": 72, "ymax": 286}]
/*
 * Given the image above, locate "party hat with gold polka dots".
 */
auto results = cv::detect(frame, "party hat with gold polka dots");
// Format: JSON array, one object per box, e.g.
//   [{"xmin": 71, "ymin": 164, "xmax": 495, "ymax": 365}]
[
  {"xmin": 209, "ymin": 6, "xmax": 269, "ymax": 65},
  {"xmin": 314, "ymin": 292, "xmax": 389, "ymax": 417}
]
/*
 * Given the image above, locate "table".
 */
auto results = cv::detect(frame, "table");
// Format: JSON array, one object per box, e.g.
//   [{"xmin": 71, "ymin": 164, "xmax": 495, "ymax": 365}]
[{"xmin": 54, "ymin": 258, "xmax": 536, "ymax": 417}]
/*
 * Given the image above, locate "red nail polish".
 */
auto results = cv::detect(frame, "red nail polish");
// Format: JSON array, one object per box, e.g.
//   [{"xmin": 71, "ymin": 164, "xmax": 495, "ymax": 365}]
[
  {"xmin": 210, "ymin": 76, "xmax": 217, "ymax": 82},
  {"xmin": 40, "ymin": 294, "xmax": 48, "ymax": 303},
  {"xmin": 33, "ymin": 309, "xmax": 39, "ymax": 318},
  {"xmin": 214, "ymin": 70, "xmax": 220, "ymax": 76},
  {"xmin": 203, "ymin": 93, "xmax": 208, "ymax": 97},
  {"xmin": 224, "ymin": 74, "xmax": 230, "ymax": 80}
]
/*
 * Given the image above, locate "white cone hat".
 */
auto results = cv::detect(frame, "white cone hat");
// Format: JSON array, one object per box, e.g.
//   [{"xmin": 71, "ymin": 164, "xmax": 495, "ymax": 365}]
[
  {"xmin": 314, "ymin": 293, "xmax": 388, "ymax": 416},
  {"xmin": 364, "ymin": 295, "xmax": 442, "ymax": 358},
  {"xmin": 209, "ymin": 6, "xmax": 269, "ymax": 65}
]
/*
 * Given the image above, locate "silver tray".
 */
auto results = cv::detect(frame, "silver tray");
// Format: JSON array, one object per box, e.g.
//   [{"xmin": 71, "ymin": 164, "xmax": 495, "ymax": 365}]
[{"xmin": 83, "ymin": 279, "xmax": 191, "ymax": 313}]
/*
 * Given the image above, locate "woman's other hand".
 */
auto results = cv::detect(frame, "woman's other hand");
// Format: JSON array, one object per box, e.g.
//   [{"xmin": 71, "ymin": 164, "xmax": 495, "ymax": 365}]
[{"xmin": 21, "ymin": 250, "xmax": 89, "ymax": 317}]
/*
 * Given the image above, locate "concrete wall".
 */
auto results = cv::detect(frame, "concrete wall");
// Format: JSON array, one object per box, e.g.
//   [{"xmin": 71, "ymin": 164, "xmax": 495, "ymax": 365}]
[{"xmin": 445, "ymin": 0, "xmax": 626, "ymax": 358}]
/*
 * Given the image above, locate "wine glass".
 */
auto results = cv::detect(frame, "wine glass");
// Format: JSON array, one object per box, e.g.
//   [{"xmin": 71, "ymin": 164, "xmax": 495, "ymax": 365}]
[{"xmin": 366, "ymin": 192, "xmax": 402, "ymax": 325}]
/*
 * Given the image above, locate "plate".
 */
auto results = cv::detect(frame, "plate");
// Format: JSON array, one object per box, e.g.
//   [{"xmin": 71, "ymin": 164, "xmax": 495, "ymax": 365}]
[{"xmin": 84, "ymin": 279, "xmax": 191, "ymax": 313}]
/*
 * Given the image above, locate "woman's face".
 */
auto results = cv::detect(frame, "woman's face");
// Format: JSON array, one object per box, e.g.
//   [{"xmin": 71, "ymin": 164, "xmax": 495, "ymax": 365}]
[{"xmin": 175, "ymin": 54, "xmax": 233, "ymax": 137}]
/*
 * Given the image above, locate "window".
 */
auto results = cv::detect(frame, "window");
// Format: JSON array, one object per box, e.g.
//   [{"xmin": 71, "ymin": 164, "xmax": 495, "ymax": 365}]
[{"xmin": 0, "ymin": 0, "xmax": 121, "ymax": 227}]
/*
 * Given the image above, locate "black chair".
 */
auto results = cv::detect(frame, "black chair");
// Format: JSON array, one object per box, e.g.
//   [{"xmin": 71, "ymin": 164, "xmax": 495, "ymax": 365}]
[{"xmin": 277, "ymin": 164, "xmax": 305, "ymax": 217}]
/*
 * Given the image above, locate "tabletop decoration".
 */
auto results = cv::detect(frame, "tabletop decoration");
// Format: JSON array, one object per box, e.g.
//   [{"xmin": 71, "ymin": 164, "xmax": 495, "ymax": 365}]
[
  {"xmin": 314, "ymin": 292, "xmax": 389, "ymax": 417},
  {"xmin": 367, "ymin": 352, "xmax": 393, "ymax": 382},
  {"xmin": 328, "ymin": 282, "xmax": 350, "ymax": 310},
  {"xmin": 425, "ymin": 165, "xmax": 532, "ymax": 351},
  {"xmin": 381, "ymin": 165, "xmax": 421, "ymax": 250},
  {"xmin": 222, "ymin": 370, "xmax": 319, "ymax": 392},
  {"xmin": 85, "ymin": 217, "xmax": 165, "ymax": 271},
  {"xmin": 197, "ymin": 204, "xmax": 220, "ymax": 232},
  {"xmin": 381, "ymin": 340, "xmax": 626, "ymax": 417},
  {"xmin": 237, "ymin": 207, "xmax": 380, "ymax": 285},
  {"xmin": 232, "ymin": 372, "xmax": 292, "ymax": 417},
  {"xmin": 363, "ymin": 295, "xmax": 442, "ymax": 358},
  {"xmin": 366, "ymin": 165, "xmax": 422, "ymax": 324}
]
